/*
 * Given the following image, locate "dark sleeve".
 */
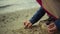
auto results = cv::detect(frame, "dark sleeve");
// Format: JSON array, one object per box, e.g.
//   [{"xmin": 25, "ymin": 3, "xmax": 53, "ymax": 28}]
[
  {"xmin": 55, "ymin": 19, "xmax": 60, "ymax": 31},
  {"xmin": 29, "ymin": 7, "xmax": 46, "ymax": 24}
]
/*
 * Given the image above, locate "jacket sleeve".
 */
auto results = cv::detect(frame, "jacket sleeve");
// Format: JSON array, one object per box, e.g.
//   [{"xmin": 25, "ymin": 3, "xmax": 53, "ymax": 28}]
[
  {"xmin": 55, "ymin": 19, "xmax": 60, "ymax": 31},
  {"xmin": 29, "ymin": 7, "xmax": 46, "ymax": 24}
]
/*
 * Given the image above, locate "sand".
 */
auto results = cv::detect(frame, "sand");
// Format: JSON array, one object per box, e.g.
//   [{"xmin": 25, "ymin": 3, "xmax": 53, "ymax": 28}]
[
  {"xmin": 0, "ymin": 7, "xmax": 60, "ymax": 34},
  {"xmin": 14, "ymin": 20, "xmax": 49, "ymax": 34}
]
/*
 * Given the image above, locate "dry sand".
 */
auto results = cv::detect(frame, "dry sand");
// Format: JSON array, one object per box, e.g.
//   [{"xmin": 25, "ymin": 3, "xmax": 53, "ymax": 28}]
[
  {"xmin": 14, "ymin": 20, "xmax": 49, "ymax": 34},
  {"xmin": 0, "ymin": 7, "xmax": 59, "ymax": 34}
]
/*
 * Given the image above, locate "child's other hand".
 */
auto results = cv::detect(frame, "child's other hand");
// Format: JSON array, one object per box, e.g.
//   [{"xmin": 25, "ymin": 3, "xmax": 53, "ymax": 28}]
[
  {"xmin": 24, "ymin": 20, "xmax": 32, "ymax": 28},
  {"xmin": 47, "ymin": 22, "xmax": 57, "ymax": 34}
]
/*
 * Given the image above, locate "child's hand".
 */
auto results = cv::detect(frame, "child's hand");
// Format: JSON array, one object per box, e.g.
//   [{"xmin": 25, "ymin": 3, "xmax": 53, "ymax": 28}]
[
  {"xmin": 47, "ymin": 22, "xmax": 57, "ymax": 34},
  {"xmin": 24, "ymin": 20, "xmax": 32, "ymax": 28}
]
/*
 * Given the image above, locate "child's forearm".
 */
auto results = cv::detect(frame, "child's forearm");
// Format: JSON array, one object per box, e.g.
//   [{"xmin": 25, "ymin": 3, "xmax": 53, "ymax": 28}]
[{"xmin": 29, "ymin": 7, "xmax": 46, "ymax": 24}]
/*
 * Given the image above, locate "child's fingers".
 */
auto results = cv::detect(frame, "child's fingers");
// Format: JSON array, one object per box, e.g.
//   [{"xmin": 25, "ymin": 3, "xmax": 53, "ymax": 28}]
[
  {"xmin": 24, "ymin": 21, "xmax": 29, "ymax": 27},
  {"xmin": 24, "ymin": 21, "xmax": 27, "ymax": 25},
  {"xmin": 49, "ymin": 25, "xmax": 57, "ymax": 32},
  {"xmin": 48, "ymin": 27, "xmax": 55, "ymax": 34},
  {"xmin": 28, "ymin": 23, "xmax": 32, "ymax": 28},
  {"xmin": 48, "ymin": 24, "xmax": 57, "ymax": 34},
  {"xmin": 47, "ymin": 23, "xmax": 54, "ymax": 29}
]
